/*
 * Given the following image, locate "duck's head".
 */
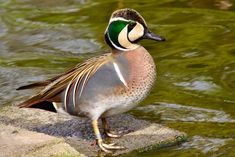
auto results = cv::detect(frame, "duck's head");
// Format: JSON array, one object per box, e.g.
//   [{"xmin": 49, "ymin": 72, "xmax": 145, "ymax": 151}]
[{"xmin": 105, "ymin": 8, "xmax": 165, "ymax": 51}]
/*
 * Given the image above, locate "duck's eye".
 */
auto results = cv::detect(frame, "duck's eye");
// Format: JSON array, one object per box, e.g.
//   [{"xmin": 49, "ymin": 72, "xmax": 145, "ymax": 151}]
[{"xmin": 128, "ymin": 22, "xmax": 137, "ymax": 32}]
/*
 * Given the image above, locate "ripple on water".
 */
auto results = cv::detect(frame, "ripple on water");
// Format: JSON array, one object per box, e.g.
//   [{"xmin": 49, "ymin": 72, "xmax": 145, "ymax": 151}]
[
  {"xmin": 136, "ymin": 102, "xmax": 235, "ymax": 123},
  {"xmin": 0, "ymin": 42, "xmax": 8, "ymax": 54},
  {"xmin": 0, "ymin": 67, "xmax": 56, "ymax": 105},
  {"xmin": 0, "ymin": 21, "xmax": 7, "ymax": 37},
  {"xmin": 49, "ymin": 39, "xmax": 101, "ymax": 54},
  {"xmin": 221, "ymin": 61, "xmax": 235, "ymax": 93},
  {"xmin": 179, "ymin": 135, "xmax": 233, "ymax": 153},
  {"xmin": 180, "ymin": 51, "xmax": 201, "ymax": 58},
  {"xmin": 174, "ymin": 76, "xmax": 220, "ymax": 92},
  {"xmin": 5, "ymin": 27, "xmax": 100, "ymax": 54}
]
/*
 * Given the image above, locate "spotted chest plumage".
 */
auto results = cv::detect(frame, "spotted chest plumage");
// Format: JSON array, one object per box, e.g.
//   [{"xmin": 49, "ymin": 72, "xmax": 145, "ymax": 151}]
[{"xmin": 103, "ymin": 46, "xmax": 156, "ymax": 117}]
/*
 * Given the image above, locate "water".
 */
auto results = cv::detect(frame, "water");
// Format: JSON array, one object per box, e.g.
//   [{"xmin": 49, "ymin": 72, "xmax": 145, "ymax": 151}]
[{"xmin": 0, "ymin": 0, "xmax": 235, "ymax": 156}]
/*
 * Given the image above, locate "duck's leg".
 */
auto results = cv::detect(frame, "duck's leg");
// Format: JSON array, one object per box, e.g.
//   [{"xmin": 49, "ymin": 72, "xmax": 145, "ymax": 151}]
[
  {"xmin": 91, "ymin": 119, "xmax": 124, "ymax": 153},
  {"xmin": 101, "ymin": 118, "xmax": 122, "ymax": 138}
]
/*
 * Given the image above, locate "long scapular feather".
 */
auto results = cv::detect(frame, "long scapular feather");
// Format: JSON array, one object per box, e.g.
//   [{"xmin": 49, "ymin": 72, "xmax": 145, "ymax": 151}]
[
  {"xmin": 17, "ymin": 53, "xmax": 111, "ymax": 109},
  {"xmin": 17, "ymin": 94, "xmax": 43, "ymax": 108},
  {"xmin": 72, "ymin": 77, "xmax": 82, "ymax": 109},
  {"xmin": 72, "ymin": 68, "xmax": 90, "ymax": 109},
  {"xmin": 16, "ymin": 82, "xmax": 50, "ymax": 90},
  {"xmin": 71, "ymin": 61, "xmax": 106, "ymax": 109},
  {"xmin": 62, "ymin": 56, "xmax": 110, "ymax": 111}
]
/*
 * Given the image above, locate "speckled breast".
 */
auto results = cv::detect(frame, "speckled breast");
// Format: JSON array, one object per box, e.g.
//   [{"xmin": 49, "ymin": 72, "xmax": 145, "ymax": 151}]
[{"xmin": 104, "ymin": 46, "xmax": 156, "ymax": 116}]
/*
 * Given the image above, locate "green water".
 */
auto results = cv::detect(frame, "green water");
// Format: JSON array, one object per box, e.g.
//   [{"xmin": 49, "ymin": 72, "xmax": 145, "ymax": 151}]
[{"xmin": 0, "ymin": 0, "xmax": 235, "ymax": 156}]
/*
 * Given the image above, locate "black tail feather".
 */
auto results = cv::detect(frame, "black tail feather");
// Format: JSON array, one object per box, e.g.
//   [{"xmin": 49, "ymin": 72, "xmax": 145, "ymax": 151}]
[
  {"xmin": 30, "ymin": 101, "xmax": 56, "ymax": 112},
  {"xmin": 17, "ymin": 94, "xmax": 56, "ymax": 113}
]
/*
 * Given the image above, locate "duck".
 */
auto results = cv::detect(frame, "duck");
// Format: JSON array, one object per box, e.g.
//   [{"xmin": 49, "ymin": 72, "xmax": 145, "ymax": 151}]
[{"xmin": 16, "ymin": 8, "xmax": 165, "ymax": 153}]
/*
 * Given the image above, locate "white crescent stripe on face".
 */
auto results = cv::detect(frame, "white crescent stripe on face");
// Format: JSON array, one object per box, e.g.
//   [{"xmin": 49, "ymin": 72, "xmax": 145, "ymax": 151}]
[
  {"xmin": 107, "ymin": 32, "xmax": 127, "ymax": 51},
  {"xmin": 118, "ymin": 25, "xmax": 139, "ymax": 50},
  {"xmin": 128, "ymin": 22, "xmax": 145, "ymax": 42},
  {"xmin": 113, "ymin": 62, "xmax": 128, "ymax": 88}
]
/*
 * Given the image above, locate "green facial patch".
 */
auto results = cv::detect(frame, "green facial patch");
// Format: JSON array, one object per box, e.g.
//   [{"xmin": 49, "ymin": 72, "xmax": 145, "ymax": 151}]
[{"xmin": 108, "ymin": 20, "xmax": 133, "ymax": 49}]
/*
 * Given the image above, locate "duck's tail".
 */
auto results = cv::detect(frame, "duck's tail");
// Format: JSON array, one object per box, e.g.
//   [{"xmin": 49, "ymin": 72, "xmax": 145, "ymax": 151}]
[
  {"xmin": 17, "ymin": 94, "xmax": 56, "ymax": 112},
  {"xmin": 17, "ymin": 94, "xmax": 43, "ymax": 108}
]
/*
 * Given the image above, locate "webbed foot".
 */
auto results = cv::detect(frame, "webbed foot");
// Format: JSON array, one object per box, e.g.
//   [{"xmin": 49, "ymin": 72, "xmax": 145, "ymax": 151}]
[{"xmin": 97, "ymin": 140, "xmax": 125, "ymax": 153}]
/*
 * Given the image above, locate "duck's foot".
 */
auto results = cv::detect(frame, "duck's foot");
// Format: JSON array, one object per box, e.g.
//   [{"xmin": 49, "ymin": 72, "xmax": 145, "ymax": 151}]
[
  {"xmin": 102, "ymin": 118, "xmax": 122, "ymax": 138},
  {"xmin": 97, "ymin": 140, "xmax": 125, "ymax": 153},
  {"xmin": 92, "ymin": 119, "xmax": 125, "ymax": 153},
  {"xmin": 105, "ymin": 130, "xmax": 122, "ymax": 138}
]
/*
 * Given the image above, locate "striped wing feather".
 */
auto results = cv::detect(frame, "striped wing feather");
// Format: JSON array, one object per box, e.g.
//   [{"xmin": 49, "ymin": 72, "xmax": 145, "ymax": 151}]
[
  {"xmin": 42, "ymin": 54, "xmax": 111, "ymax": 99},
  {"xmin": 17, "ymin": 54, "xmax": 111, "ymax": 108}
]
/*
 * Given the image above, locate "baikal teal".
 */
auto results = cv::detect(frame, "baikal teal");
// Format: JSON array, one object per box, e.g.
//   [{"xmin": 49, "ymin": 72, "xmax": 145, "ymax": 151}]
[{"xmin": 0, "ymin": 0, "xmax": 235, "ymax": 156}]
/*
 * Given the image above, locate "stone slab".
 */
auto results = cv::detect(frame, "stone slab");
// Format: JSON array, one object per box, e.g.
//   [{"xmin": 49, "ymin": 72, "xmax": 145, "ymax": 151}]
[
  {"xmin": 0, "ymin": 124, "xmax": 83, "ymax": 157},
  {"xmin": 0, "ymin": 106, "xmax": 186, "ymax": 156}
]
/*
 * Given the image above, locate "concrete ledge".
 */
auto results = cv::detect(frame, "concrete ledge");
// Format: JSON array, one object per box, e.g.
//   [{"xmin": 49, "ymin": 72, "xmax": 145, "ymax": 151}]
[
  {"xmin": 0, "ymin": 106, "xmax": 186, "ymax": 156},
  {"xmin": 0, "ymin": 124, "xmax": 83, "ymax": 157}
]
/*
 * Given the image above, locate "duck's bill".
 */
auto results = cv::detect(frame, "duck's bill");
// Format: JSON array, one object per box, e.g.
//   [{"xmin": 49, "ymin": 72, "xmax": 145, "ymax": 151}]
[{"xmin": 143, "ymin": 30, "xmax": 165, "ymax": 41}]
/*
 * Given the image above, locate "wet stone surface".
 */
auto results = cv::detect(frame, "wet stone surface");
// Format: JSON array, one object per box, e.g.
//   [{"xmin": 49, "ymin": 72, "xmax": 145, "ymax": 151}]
[{"xmin": 0, "ymin": 106, "xmax": 186, "ymax": 156}]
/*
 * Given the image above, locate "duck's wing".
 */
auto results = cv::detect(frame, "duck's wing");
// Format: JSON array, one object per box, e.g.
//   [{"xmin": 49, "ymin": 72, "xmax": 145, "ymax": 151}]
[
  {"xmin": 17, "ymin": 53, "xmax": 111, "ymax": 108},
  {"xmin": 16, "ymin": 60, "xmax": 92, "ymax": 90}
]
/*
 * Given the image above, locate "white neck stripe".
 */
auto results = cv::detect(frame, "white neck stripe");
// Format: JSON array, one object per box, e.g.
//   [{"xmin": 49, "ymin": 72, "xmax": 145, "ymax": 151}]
[{"xmin": 113, "ymin": 62, "xmax": 128, "ymax": 88}]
